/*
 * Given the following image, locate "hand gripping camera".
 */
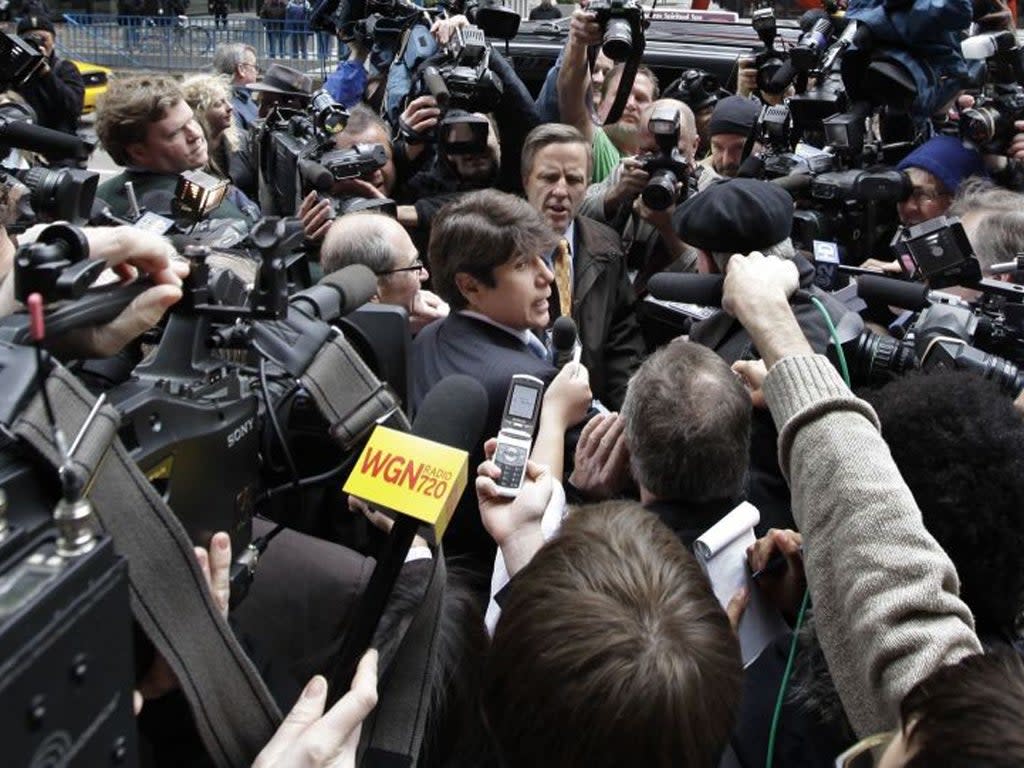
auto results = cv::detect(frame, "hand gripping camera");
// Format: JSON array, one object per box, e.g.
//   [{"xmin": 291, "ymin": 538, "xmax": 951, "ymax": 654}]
[
  {"xmin": 959, "ymin": 31, "xmax": 1024, "ymax": 154},
  {"xmin": 588, "ymin": 0, "xmax": 645, "ymax": 62},
  {"xmin": 636, "ymin": 105, "xmax": 690, "ymax": 211}
]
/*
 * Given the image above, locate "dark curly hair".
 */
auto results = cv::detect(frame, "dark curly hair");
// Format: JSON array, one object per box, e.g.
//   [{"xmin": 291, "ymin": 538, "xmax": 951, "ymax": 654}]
[{"xmin": 864, "ymin": 369, "xmax": 1024, "ymax": 641}]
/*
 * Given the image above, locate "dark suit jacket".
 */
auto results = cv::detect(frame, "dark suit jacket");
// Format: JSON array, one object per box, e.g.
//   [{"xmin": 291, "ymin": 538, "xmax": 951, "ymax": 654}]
[
  {"xmin": 411, "ymin": 313, "xmax": 558, "ymax": 566},
  {"xmin": 551, "ymin": 217, "xmax": 645, "ymax": 410}
]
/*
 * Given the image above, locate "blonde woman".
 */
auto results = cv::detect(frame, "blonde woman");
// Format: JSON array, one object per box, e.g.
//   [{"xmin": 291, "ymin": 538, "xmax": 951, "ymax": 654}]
[{"xmin": 181, "ymin": 74, "xmax": 257, "ymax": 201}]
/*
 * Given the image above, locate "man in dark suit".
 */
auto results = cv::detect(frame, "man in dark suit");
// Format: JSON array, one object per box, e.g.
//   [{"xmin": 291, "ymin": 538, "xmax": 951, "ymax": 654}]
[
  {"xmin": 411, "ymin": 189, "xmax": 565, "ymax": 566},
  {"xmin": 521, "ymin": 123, "xmax": 644, "ymax": 410}
]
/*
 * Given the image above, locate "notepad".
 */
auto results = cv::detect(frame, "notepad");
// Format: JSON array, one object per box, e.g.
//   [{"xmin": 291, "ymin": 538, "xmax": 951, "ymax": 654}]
[{"xmin": 694, "ymin": 502, "xmax": 789, "ymax": 667}]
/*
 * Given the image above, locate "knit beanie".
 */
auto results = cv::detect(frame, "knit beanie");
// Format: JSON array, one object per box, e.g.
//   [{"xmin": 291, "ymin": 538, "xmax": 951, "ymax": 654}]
[
  {"xmin": 707, "ymin": 95, "xmax": 762, "ymax": 138},
  {"xmin": 897, "ymin": 135, "xmax": 987, "ymax": 195}
]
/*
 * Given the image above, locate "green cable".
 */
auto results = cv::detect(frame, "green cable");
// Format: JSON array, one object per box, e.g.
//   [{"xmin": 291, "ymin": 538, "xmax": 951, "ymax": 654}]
[
  {"xmin": 765, "ymin": 295, "xmax": 843, "ymax": 767},
  {"xmin": 765, "ymin": 588, "xmax": 812, "ymax": 768},
  {"xmin": 810, "ymin": 295, "xmax": 852, "ymax": 388}
]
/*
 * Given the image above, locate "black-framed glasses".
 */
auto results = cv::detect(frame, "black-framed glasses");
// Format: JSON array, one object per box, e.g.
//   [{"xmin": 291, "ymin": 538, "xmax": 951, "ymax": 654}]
[{"xmin": 376, "ymin": 259, "xmax": 425, "ymax": 276}]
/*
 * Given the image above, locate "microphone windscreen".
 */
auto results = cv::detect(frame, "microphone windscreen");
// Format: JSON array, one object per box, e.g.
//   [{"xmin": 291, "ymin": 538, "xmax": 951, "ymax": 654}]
[
  {"xmin": 298, "ymin": 158, "xmax": 335, "ymax": 192},
  {"xmin": 856, "ymin": 274, "xmax": 929, "ymax": 311},
  {"xmin": 0, "ymin": 119, "xmax": 92, "ymax": 160},
  {"xmin": 319, "ymin": 264, "xmax": 378, "ymax": 315},
  {"xmin": 551, "ymin": 315, "xmax": 578, "ymax": 354},
  {"xmin": 647, "ymin": 273, "xmax": 724, "ymax": 307},
  {"xmin": 412, "ymin": 374, "xmax": 489, "ymax": 453},
  {"xmin": 768, "ymin": 58, "xmax": 798, "ymax": 93}
]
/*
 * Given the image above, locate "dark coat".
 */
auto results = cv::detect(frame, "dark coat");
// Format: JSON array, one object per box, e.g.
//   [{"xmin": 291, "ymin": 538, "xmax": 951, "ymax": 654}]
[
  {"xmin": 411, "ymin": 312, "xmax": 558, "ymax": 568},
  {"xmin": 558, "ymin": 216, "xmax": 645, "ymax": 411},
  {"xmin": 16, "ymin": 55, "xmax": 84, "ymax": 138}
]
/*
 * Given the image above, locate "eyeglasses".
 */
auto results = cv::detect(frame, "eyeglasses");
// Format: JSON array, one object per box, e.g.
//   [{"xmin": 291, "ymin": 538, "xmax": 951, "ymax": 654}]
[
  {"xmin": 908, "ymin": 186, "xmax": 949, "ymax": 205},
  {"xmin": 376, "ymin": 258, "xmax": 426, "ymax": 276},
  {"xmin": 241, "ymin": 62, "xmax": 262, "ymax": 74},
  {"xmin": 834, "ymin": 731, "xmax": 897, "ymax": 768}
]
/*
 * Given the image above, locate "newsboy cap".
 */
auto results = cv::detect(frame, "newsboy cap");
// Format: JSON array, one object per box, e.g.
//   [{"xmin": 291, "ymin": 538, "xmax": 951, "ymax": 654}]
[{"xmin": 673, "ymin": 178, "xmax": 793, "ymax": 254}]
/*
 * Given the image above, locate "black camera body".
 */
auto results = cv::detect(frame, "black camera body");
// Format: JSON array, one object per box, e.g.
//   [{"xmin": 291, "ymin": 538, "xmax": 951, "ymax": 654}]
[
  {"xmin": 635, "ymin": 104, "xmax": 689, "ymax": 211},
  {"xmin": 960, "ymin": 83, "xmax": 1024, "ymax": 155},
  {"xmin": 423, "ymin": 25, "xmax": 504, "ymax": 114},
  {"xmin": 589, "ymin": 0, "xmax": 645, "ymax": 62},
  {"xmin": 0, "ymin": 32, "xmax": 46, "ymax": 88},
  {"xmin": 749, "ymin": 6, "xmax": 790, "ymax": 95},
  {"xmin": 317, "ymin": 143, "xmax": 388, "ymax": 182},
  {"xmin": 959, "ymin": 31, "xmax": 1024, "ymax": 154}
]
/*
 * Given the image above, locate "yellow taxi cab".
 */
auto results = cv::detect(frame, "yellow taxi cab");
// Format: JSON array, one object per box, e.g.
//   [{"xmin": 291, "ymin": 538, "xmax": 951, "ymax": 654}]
[{"xmin": 71, "ymin": 60, "xmax": 112, "ymax": 113}]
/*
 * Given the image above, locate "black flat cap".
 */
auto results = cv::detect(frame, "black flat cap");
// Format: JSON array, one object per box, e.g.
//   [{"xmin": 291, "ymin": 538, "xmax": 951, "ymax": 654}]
[
  {"xmin": 674, "ymin": 178, "xmax": 793, "ymax": 254},
  {"xmin": 18, "ymin": 14, "xmax": 55, "ymax": 35}
]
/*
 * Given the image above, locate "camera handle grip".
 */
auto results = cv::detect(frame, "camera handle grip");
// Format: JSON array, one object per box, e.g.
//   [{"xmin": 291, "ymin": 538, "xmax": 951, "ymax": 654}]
[{"xmin": 7, "ymin": 281, "xmax": 151, "ymax": 345}]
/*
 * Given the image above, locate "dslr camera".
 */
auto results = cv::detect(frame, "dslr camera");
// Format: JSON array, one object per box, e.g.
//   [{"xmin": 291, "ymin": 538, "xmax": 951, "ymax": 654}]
[
  {"xmin": 635, "ymin": 105, "xmax": 690, "ymax": 211},
  {"xmin": 588, "ymin": 0, "xmax": 645, "ymax": 62},
  {"xmin": 750, "ymin": 5, "xmax": 790, "ymax": 95},
  {"xmin": 959, "ymin": 31, "xmax": 1024, "ymax": 154},
  {"xmin": 422, "ymin": 25, "xmax": 503, "ymax": 114}
]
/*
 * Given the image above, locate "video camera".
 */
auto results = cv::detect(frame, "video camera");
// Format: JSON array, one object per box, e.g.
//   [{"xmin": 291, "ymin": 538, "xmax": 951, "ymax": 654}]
[
  {"xmin": 0, "ymin": 31, "xmax": 47, "ymax": 89},
  {"xmin": 256, "ymin": 89, "xmax": 352, "ymax": 215},
  {"xmin": 959, "ymin": 31, "xmax": 1024, "ymax": 154},
  {"xmin": 420, "ymin": 25, "xmax": 504, "ymax": 115},
  {"xmin": 635, "ymin": 104, "xmax": 690, "ymax": 211}
]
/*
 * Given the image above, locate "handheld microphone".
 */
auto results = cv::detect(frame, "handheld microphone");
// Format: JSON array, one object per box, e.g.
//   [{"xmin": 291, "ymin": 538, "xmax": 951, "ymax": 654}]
[
  {"xmin": 289, "ymin": 264, "xmax": 378, "ymax": 322},
  {"xmin": 551, "ymin": 315, "xmax": 581, "ymax": 367},
  {"xmin": 332, "ymin": 374, "xmax": 488, "ymax": 697}
]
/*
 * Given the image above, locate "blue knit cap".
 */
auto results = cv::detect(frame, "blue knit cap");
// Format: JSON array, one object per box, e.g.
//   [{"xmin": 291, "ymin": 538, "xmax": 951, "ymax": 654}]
[{"xmin": 897, "ymin": 135, "xmax": 986, "ymax": 196}]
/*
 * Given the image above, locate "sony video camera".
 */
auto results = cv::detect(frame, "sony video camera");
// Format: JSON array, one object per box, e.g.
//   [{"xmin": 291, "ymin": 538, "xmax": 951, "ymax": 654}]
[
  {"xmin": 588, "ymin": 0, "xmax": 645, "ymax": 62},
  {"xmin": 959, "ymin": 31, "xmax": 1024, "ymax": 154},
  {"xmin": 635, "ymin": 104, "xmax": 690, "ymax": 211}
]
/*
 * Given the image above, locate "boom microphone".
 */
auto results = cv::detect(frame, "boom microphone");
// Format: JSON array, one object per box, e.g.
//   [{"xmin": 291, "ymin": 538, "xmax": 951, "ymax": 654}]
[
  {"xmin": 855, "ymin": 274, "xmax": 929, "ymax": 311},
  {"xmin": 290, "ymin": 264, "xmax": 378, "ymax": 322},
  {"xmin": 648, "ymin": 273, "xmax": 725, "ymax": 307},
  {"xmin": 0, "ymin": 116, "xmax": 94, "ymax": 161}
]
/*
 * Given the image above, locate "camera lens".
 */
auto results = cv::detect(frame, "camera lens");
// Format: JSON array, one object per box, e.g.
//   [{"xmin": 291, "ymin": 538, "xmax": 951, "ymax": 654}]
[
  {"xmin": 602, "ymin": 18, "xmax": 633, "ymax": 61},
  {"xmin": 756, "ymin": 56, "xmax": 784, "ymax": 94},
  {"xmin": 841, "ymin": 331, "xmax": 916, "ymax": 386},
  {"xmin": 959, "ymin": 107, "xmax": 998, "ymax": 147},
  {"xmin": 641, "ymin": 170, "xmax": 677, "ymax": 211}
]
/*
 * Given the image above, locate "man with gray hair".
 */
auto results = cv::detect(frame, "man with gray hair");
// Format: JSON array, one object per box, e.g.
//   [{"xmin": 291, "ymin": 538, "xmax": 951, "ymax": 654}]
[
  {"xmin": 213, "ymin": 42, "xmax": 260, "ymax": 132},
  {"xmin": 320, "ymin": 212, "xmax": 448, "ymax": 334},
  {"xmin": 949, "ymin": 180, "xmax": 1024, "ymax": 284}
]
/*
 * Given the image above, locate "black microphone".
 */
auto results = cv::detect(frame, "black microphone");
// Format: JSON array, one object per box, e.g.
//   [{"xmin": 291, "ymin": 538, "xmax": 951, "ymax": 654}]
[
  {"xmin": 551, "ymin": 315, "xmax": 580, "ymax": 368},
  {"xmin": 855, "ymin": 274, "xmax": 929, "ymax": 311},
  {"xmin": 767, "ymin": 58, "xmax": 798, "ymax": 94},
  {"xmin": 330, "ymin": 374, "xmax": 488, "ymax": 699},
  {"xmin": 0, "ymin": 117, "xmax": 94, "ymax": 161},
  {"xmin": 290, "ymin": 264, "xmax": 378, "ymax": 322},
  {"xmin": 648, "ymin": 273, "xmax": 725, "ymax": 306}
]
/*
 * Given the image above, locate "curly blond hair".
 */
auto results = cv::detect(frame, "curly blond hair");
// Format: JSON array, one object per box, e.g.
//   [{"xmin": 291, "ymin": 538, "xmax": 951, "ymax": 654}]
[{"xmin": 181, "ymin": 74, "xmax": 240, "ymax": 153}]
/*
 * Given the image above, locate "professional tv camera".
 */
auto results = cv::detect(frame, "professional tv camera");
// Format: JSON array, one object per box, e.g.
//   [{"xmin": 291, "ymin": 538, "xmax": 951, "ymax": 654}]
[
  {"xmin": 959, "ymin": 31, "xmax": 1024, "ymax": 154},
  {"xmin": 256, "ymin": 88, "xmax": 352, "ymax": 215},
  {"xmin": 419, "ymin": 24, "xmax": 504, "ymax": 115},
  {"xmin": 635, "ymin": 104, "xmax": 690, "ymax": 211}
]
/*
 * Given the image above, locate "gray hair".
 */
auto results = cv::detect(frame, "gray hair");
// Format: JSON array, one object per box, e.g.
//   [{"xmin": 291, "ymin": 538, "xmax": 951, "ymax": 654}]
[
  {"xmin": 320, "ymin": 212, "xmax": 396, "ymax": 276},
  {"xmin": 212, "ymin": 43, "xmax": 256, "ymax": 78},
  {"xmin": 712, "ymin": 237, "xmax": 794, "ymax": 272},
  {"xmin": 948, "ymin": 177, "xmax": 1021, "ymax": 218},
  {"xmin": 971, "ymin": 210, "xmax": 1024, "ymax": 276},
  {"xmin": 620, "ymin": 339, "xmax": 751, "ymax": 503}
]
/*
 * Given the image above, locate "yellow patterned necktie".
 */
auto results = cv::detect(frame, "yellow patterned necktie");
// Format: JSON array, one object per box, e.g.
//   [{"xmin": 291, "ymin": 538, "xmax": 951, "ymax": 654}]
[{"xmin": 554, "ymin": 238, "xmax": 573, "ymax": 318}]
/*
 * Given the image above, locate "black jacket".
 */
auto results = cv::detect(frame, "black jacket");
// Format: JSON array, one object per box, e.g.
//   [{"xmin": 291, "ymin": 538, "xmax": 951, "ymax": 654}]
[
  {"xmin": 557, "ymin": 217, "xmax": 645, "ymax": 410},
  {"xmin": 17, "ymin": 55, "xmax": 84, "ymax": 139}
]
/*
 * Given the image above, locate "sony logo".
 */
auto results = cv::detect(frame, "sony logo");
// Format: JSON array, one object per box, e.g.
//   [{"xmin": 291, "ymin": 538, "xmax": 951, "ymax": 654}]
[{"xmin": 227, "ymin": 418, "xmax": 255, "ymax": 448}]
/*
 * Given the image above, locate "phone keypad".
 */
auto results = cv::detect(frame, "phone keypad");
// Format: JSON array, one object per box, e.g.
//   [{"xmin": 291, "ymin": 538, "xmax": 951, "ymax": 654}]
[{"xmin": 495, "ymin": 443, "xmax": 527, "ymax": 488}]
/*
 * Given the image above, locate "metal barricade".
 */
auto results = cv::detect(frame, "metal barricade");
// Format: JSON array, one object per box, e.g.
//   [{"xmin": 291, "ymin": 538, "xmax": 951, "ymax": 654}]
[{"xmin": 59, "ymin": 13, "xmax": 339, "ymax": 73}]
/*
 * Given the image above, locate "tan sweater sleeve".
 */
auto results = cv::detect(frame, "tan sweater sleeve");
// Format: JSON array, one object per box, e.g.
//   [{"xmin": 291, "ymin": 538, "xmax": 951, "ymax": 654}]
[{"xmin": 763, "ymin": 354, "xmax": 982, "ymax": 737}]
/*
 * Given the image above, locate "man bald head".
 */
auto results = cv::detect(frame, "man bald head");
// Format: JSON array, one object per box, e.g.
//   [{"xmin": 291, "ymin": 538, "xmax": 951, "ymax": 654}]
[
  {"xmin": 639, "ymin": 99, "xmax": 699, "ymax": 163},
  {"xmin": 321, "ymin": 212, "xmax": 427, "ymax": 310}
]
